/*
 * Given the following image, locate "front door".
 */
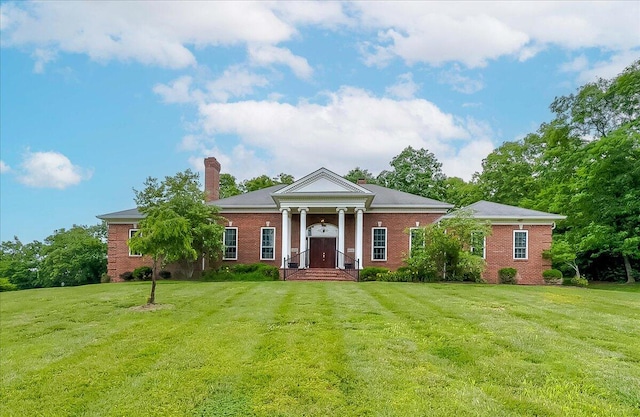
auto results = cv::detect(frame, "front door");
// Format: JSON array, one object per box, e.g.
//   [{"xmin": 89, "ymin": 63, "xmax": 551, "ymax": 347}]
[{"xmin": 309, "ymin": 238, "xmax": 336, "ymax": 268}]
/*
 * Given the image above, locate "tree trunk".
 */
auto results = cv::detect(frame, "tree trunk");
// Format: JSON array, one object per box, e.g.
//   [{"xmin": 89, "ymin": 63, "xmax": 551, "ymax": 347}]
[
  {"xmin": 148, "ymin": 258, "xmax": 157, "ymax": 304},
  {"xmin": 623, "ymin": 254, "xmax": 635, "ymax": 284}
]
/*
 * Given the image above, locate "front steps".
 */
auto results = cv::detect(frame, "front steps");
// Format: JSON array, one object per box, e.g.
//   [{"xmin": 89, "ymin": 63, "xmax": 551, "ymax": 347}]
[{"xmin": 284, "ymin": 268, "xmax": 357, "ymax": 281}]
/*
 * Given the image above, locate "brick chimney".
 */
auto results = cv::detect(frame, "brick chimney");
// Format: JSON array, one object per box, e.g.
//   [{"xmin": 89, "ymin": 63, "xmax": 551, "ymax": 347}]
[
  {"xmin": 357, "ymin": 178, "xmax": 367, "ymax": 184},
  {"xmin": 204, "ymin": 157, "xmax": 221, "ymax": 202}
]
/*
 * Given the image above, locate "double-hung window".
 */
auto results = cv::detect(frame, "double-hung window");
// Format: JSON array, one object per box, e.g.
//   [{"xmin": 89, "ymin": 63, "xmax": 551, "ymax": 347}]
[
  {"xmin": 471, "ymin": 232, "xmax": 486, "ymax": 259},
  {"xmin": 372, "ymin": 227, "xmax": 387, "ymax": 261},
  {"xmin": 223, "ymin": 227, "xmax": 238, "ymax": 260},
  {"xmin": 128, "ymin": 229, "xmax": 142, "ymax": 257},
  {"xmin": 513, "ymin": 230, "xmax": 528, "ymax": 259},
  {"xmin": 260, "ymin": 227, "xmax": 275, "ymax": 260},
  {"xmin": 409, "ymin": 228, "xmax": 424, "ymax": 257}
]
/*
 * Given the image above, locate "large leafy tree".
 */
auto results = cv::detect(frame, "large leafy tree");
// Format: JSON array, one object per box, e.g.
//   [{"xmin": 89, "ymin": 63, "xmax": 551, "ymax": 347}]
[
  {"xmin": 344, "ymin": 167, "xmax": 377, "ymax": 185},
  {"xmin": 240, "ymin": 173, "xmax": 294, "ymax": 193},
  {"xmin": 443, "ymin": 177, "xmax": 482, "ymax": 208},
  {"xmin": 377, "ymin": 146, "xmax": 447, "ymax": 200},
  {"xmin": 39, "ymin": 224, "xmax": 107, "ymax": 287},
  {"xmin": 133, "ymin": 169, "xmax": 225, "ymax": 281},
  {"xmin": 0, "ymin": 238, "xmax": 43, "ymax": 289},
  {"xmin": 219, "ymin": 173, "xmax": 242, "ymax": 199}
]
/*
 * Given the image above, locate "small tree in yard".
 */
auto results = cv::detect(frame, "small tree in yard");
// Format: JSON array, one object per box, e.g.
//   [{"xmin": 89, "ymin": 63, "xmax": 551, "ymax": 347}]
[
  {"xmin": 407, "ymin": 210, "xmax": 491, "ymax": 282},
  {"xmin": 130, "ymin": 169, "xmax": 225, "ymax": 304},
  {"xmin": 544, "ymin": 239, "xmax": 581, "ymax": 280}
]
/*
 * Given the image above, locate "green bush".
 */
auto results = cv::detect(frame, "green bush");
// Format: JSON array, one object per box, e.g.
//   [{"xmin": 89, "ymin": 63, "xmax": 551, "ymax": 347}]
[
  {"xmin": 119, "ymin": 271, "xmax": 134, "ymax": 281},
  {"xmin": 376, "ymin": 270, "xmax": 414, "ymax": 282},
  {"xmin": 100, "ymin": 273, "xmax": 111, "ymax": 283},
  {"xmin": 0, "ymin": 278, "xmax": 18, "ymax": 292},
  {"xmin": 132, "ymin": 266, "xmax": 153, "ymax": 281},
  {"xmin": 542, "ymin": 269, "xmax": 562, "ymax": 283},
  {"xmin": 571, "ymin": 276, "xmax": 589, "ymax": 287},
  {"xmin": 202, "ymin": 263, "xmax": 280, "ymax": 282},
  {"xmin": 499, "ymin": 268, "xmax": 518, "ymax": 284},
  {"xmin": 360, "ymin": 267, "xmax": 390, "ymax": 281},
  {"xmin": 159, "ymin": 270, "xmax": 171, "ymax": 279}
]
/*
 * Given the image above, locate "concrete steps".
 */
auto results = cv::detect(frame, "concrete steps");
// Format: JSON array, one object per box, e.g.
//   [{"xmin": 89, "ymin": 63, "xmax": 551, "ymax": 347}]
[{"xmin": 285, "ymin": 268, "xmax": 357, "ymax": 281}]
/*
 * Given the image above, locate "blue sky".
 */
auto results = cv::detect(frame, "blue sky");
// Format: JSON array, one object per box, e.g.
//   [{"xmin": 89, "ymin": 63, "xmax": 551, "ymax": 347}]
[{"xmin": 1, "ymin": 1, "xmax": 639, "ymax": 243}]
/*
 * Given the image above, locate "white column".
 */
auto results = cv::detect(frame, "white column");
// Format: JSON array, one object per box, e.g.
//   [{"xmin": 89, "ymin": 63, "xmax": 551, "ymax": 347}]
[
  {"xmin": 299, "ymin": 207, "xmax": 308, "ymax": 268},
  {"xmin": 337, "ymin": 207, "xmax": 346, "ymax": 268},
  {"xmin": 287, "ymin": 210, "xmax": 292, "ymax": 261},
  {"xmin": 355, "ymin": 208, "xmax": 364, "ymax": 269},
  {"xmin": 281, "ymin": 208, "xmax": 289, "ymax": 268}
]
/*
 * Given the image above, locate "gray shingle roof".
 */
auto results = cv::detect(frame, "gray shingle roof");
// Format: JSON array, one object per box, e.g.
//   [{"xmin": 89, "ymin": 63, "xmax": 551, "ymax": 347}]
[
  {"xmin": 445, "ymin": 200, "xmax": 565, "ymax": 220},
  {"xmin": 97, "ymin": 207, "xmax": 142, "ymax": 220}
]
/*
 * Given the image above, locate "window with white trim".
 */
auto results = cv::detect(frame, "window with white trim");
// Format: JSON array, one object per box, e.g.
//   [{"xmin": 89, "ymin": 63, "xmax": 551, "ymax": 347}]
[
  {"xmin": 513, "ymin": 230, "xmax": 528, "ymax": 259},
  {"xmin": 223, "ymin": 227, "xmax": 238, "ymax": 260},
  {"xmin": 260, "ymin": 227, "xmax": 275, "ymax": 260},
  {"xmin": 128, "ymin": 229, "xmax": 142, "ymax": 257},
  {"xmin": 372, "ymin": 227, "xmax": 387, "ymax": 261},
  {"xmin": 471, "ymin": 232, "xmax": 486, "ymax": 259},
  {"xmin": 409, "ymin": 227, "xmax": 424, "ymax": 257}
]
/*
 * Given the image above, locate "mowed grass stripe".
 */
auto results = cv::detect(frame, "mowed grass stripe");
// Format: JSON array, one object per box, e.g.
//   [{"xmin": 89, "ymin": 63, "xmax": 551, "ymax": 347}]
[{"xmin": 1, "ymin": 282, "xmax": 639, "ymax": 417}]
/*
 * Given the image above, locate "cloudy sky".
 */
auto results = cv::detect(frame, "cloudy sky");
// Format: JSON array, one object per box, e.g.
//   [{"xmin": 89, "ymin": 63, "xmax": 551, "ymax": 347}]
[{"xmin": 1, "ymin": 1, "xmax": 639, "ymax": 242}]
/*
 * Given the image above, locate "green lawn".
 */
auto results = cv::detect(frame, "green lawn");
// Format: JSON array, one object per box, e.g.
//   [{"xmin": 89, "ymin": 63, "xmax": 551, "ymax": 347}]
[{"xmin": 1, "ymin": 282, "xmax": 639, "ymax": 417}]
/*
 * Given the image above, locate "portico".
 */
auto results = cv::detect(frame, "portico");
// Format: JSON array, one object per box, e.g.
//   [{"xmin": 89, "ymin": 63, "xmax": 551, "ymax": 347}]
[{"xmin": 273, "ymin": 169, "xmax": 373, "ymax": 270}]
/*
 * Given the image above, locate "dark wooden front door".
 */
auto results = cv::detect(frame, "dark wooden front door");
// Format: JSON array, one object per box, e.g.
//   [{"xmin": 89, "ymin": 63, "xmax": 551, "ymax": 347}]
[{"xmin": 309, "ymin": 238, "xmax": 336, "ymax": 268}]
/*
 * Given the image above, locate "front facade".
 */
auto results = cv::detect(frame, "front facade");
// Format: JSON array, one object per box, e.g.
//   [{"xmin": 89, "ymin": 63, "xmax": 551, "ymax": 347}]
[{"xmin": 98, "ymin": 157, "xmax": 565, "ymax": 284}]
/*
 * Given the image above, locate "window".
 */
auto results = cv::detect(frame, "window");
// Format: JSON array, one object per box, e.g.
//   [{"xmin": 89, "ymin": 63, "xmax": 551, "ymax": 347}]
[
  {"xmin": 372, "ymin": 227, "xmax": 387, "ymax": 261},
  {"xmin": 471, "ymin": 232, "xmax": 486, "ymax": 259},
  {"xmin": 223, "ymin": 227, "xmax": 238, "ymax": 260},
  {"xmin": 513, "ymin": 230, "xmax": 528, "ymax": 259},
  {"xmin": 261, "ymin": 227, "xmax": 275, "ymax": 260},
  {"xmin": 409, "ymin": 228, "xmax": 424, "ymax": 257},
  {"xmin": 128, "ymin": 229, "xmax": 141, "ymax": 257}
]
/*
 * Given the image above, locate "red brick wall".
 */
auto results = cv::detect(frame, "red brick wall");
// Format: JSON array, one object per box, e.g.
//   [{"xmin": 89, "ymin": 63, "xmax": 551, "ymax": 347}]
[
  {"xmin": 219, "ymin": 213, "xmax": 282, "ymax": 268},
  {"xmin": 484, "ymin": 224, "xmax": 553, "ymax": 285},
  {"xmin": 106, "ymin": 224, "xmax": 152, "ymax": 281}
]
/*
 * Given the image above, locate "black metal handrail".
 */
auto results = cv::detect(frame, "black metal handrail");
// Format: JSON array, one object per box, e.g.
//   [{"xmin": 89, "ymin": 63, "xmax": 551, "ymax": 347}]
[
  {"xmin": 282, "ymin": 249, "xmax": 309, "ymax": 280},
  {"xmin": 335, "ymin": 250, "xmax": 360, "ymax": 281}
]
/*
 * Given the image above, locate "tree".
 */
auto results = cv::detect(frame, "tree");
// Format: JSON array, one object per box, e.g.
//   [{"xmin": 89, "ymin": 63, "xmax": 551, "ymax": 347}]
[
  {"xmin": 544, "ymin": 239, "xmax": 580, "ymax": 279},
  {"xmin": 406, "ymin": 210, "xmax": 491, "ymax": 282},
  {"xmin": 442, "ymin": 177, "xmax": 482, "ymax": 207},
  {"xmin": 133, "ymin": 169, "xmax": 225, "ymax": 281},
  {"xmin": 129, "ymin": 209, "xmax": 196, "ymax": 304},
  {"xmin": 377, "ymin": 146, "xmax": 446, "ymax": 200},
  {"xmin": 39, "ymin": 224, "xmax": 107, "ymax": 287},
  {"xmin": 0, "ymin": 237, "xmax": 42, "ymax": 289},
  {"xmin": 344, "ymin": 167, "xmax": 377, "ymax": 184},
  {"xmin": 219, "ymin": 173, "xmax": 242, "ymax": 199},
  {"xmin": 240, "ymin": 173, "xmax": 295, "ymax": 193}
]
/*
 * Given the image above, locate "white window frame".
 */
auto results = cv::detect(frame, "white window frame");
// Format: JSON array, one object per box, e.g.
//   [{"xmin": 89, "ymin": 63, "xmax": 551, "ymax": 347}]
[
  {"xmin": 260, "ymin": 227, "xmax": 276, "ymax": 260},
  {"xmin": 513, "ymin": 230, "xmax": 528, "ymax": 260},
  {"xmin": 371, "ymin": 227, "xmax": 387, "ymax": 261},
  {"xmin": 223, "ymin": 227, "xmax": 238, "ymax": 260},
  {"xmin": 471, "ymin": 232, "xmax": 486, "ymax": 259},
  {"xmin": 409, "ymin": 227, "xmax": 424, "ymax": 257},
  {"xmin": 128, "ymin": 228, "xmax": 142, "ymax": 257}
]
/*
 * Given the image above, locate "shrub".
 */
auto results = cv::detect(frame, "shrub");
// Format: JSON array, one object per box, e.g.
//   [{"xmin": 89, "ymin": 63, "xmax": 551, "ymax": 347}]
[
  {"xmin": 571, "ymin": 276, "xmax": 589, "ymax": 287},
  {"xmin": 360, "ymin": 267, "xmax": 390, "ymax": 281},
  {"xmin": 133, "ymin": 266, "xmax": 153, "ymax": 281},
  {"xmin": 499, "ymin": 268, "xmax": 518, "ymax": 284},
  {"xmin": 0, "ymin": 278, "xmax": 18, "ymax": 292},
  {"xmin": 202, "ymin": 263, "xmax": 279, "ymax": 282},
  {"xmin": 376, "ymin": 269, "xmax": 414, "ymax": 282},
  {"xmin": 159, "ymin": 270, "xmax": 171, "ymax": 279},
  {"xmin": 542, "ymin": 269, "xmax": 562, "ymax": 283},
  {"xmin": 100, "ymin": 273, "xmax": 111, "ymax": 283},
  {"xmin": 120, "ymin": 271, "xmax": 134, "ymax": 281}
]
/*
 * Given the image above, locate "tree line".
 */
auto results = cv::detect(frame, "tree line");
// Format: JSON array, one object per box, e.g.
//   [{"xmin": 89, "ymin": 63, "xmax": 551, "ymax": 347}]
[{"xmin": 2, "ymin": 60, "xmax": 637, "ymax": 291}]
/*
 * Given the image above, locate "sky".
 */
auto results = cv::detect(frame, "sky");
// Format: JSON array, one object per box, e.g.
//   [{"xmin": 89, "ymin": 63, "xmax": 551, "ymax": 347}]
[{"xmin": 1, "ymin": 1, "xmax": 639, "ymax": 243}]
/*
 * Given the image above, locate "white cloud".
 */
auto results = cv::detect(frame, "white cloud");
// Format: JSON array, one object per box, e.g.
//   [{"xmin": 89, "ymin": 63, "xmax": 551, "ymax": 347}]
[
  {"xmin": 0, "ymin": 160, "xmax": 11, "ymax": 173},
  {"xmin": 248, "ymin": 45, "xmax": 313, "ymax": 79},
  {"xmin": 439, "ymin": 65, "xmax": 484, "ymax": 94},
  {"xmin": 355, "ymin": 2, "xmax": 640, "ymax": 68},
  {"xmin": 575, "ymin": 51, "xmax": 640, "ymax": 84},
  {"xmin": 206, "ymin": 66, "xmax": 269, "ymax": 102},
  {"xmin": 385, "ymin": 72, "xmax": 420, "ymax": 99},
  {"xmin": 17, "ymin": 151, "xmax": 92, "ymax": 189},
  {"xmin": 153, "ymin": 76, "xmax": 196, "ymax": 104},
  {"xmin": 185, "ymin": 86, "xmax": 492, "ymax": 181},
  {"xmin": 31, "ymin": 48, "xmax": 56, "ymax": 73},
  {"xmin": 560, "ymin": 55, "xmax": 589, "ymax": 73}
]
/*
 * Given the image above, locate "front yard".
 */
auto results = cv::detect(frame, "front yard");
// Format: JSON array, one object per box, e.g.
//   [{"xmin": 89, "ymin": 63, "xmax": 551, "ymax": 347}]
[{"xmin": 1, "ymin": 281, "xmax": 639, "ymax": 416}]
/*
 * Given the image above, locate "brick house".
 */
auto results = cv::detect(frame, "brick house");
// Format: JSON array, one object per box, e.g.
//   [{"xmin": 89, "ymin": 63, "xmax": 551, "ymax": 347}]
[{"xmin": 98, "ymin": 157, "xmax": 565, "ymax": 284}]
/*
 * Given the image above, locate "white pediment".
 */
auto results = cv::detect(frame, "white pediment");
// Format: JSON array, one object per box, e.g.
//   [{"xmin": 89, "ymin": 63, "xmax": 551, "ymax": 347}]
[{"xmin": 274, "ymin": 168, "xmax": 371, "ymax": 195}]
